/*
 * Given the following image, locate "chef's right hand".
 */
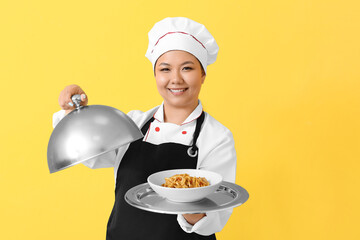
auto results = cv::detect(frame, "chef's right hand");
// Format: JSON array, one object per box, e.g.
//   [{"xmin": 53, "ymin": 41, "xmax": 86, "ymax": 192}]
[{"xmin": 59, "ymin": 84, "xmax": 88, "ymax": 116}]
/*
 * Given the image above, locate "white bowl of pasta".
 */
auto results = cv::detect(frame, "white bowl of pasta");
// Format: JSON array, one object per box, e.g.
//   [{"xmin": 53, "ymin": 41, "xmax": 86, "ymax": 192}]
[{"xmin": 147, "ymin": 169, "xmax": 223, "ymax": 202}]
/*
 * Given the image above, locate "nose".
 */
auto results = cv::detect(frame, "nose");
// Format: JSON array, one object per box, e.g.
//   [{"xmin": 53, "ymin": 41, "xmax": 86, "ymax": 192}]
[{"xmin": 170, "ymin": 69, "xmax": 184, "ymax": 84}]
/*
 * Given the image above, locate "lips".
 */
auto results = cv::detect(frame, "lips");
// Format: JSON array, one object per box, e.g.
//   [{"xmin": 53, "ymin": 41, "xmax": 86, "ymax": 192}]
[
  {"xmin": 169, "ymin": 88, "xmax": 186, "ymax": 92},
  {"xmin": 168, "ymin": 88, "xmax": 188, "ymax": 95}
]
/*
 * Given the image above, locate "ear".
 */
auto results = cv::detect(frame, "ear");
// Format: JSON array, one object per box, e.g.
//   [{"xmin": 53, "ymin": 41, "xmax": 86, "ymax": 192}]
[{"xmin": 201, "ymin": 71, "xmax": 206, "ymax": 84}]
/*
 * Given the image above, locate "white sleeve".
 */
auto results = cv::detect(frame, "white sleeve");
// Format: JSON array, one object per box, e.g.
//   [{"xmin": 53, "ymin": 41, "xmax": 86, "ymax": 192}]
[
  {"xmin": 177, "ymin": 128, "xmax": 237, "ymax": 235},
  {"xmin": 52, "ymin": 109, "xmax": 66, "ymax": 128},
  {"xmin": 52, "ymin": 109, "xmax": 116, "ymax": 169}
]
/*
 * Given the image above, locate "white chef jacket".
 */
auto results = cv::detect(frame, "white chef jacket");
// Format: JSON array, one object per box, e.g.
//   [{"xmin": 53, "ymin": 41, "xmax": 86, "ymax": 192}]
[{"xmin": 52, "ymin": 100, "xmax": 237, "ymax": 236}]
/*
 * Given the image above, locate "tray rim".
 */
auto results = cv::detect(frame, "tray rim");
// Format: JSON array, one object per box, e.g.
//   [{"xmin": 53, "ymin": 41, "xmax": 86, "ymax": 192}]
[{"xmin": 124, "ymin": 181, "xmax": 249, "ymax": 214}]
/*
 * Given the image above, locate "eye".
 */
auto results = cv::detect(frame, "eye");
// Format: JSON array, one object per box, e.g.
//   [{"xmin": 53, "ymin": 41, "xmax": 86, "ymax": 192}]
[
  {"xmin": 183, "ymin": 67, "xmax": 193, "ymax": 70},
  {"xmin": 160, "ymin": 68, "xmax": 170, "ymax": 72}
]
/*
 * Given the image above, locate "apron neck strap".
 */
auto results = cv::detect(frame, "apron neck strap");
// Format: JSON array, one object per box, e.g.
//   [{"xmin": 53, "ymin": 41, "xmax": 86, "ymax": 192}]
[
  {"xmin": 187, "ymin": 111, "xmax": 205, "ymax": 157},
  {"xmin": 141, "ymin": 116, "xmax": 155, "ymax": 135},
  {"xmin": 192, "ymin": 111, "xmax": 205, "ymax": 146}
]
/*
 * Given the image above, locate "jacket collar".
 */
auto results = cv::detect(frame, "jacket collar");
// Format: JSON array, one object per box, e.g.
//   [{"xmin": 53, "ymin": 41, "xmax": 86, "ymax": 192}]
[{"xmin": 153, "ymin": 100, "xmax": 203, "ymax": 125}]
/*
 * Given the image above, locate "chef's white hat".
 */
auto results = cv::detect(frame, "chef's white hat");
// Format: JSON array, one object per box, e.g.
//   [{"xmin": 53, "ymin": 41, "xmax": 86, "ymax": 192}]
[{"xmin": 145, "ymin": 17, "xmax": 219, "ymax": 74}]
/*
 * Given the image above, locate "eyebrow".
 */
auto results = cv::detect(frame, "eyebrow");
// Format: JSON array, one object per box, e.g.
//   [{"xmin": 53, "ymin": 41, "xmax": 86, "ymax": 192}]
[{"xmin": 159, "ymin": 61, "xmax": 195, "ymax": 66}]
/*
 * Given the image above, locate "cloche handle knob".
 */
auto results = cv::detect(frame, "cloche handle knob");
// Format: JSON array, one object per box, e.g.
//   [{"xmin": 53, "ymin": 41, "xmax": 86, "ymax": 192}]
[{"xmin": 71, "ymin": 94, "xmax": 82, "ymax": 109}]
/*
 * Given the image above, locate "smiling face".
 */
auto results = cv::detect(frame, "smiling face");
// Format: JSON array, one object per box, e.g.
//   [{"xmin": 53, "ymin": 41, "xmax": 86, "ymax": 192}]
[{"xmin": 154, "ymin": 50, "xmax": 206, "ymax": 110}]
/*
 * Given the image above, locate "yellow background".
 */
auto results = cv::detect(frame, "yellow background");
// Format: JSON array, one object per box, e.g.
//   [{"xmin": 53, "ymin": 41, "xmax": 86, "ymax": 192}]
[{"xmin": 0, "ymin": 0, "xmax": 359, "ymax": 239}]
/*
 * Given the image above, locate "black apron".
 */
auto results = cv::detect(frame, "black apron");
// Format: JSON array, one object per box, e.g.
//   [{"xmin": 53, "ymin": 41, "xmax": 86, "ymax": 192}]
[{"xmin": 106, "ymin": 111, "xmax": 216, "ymax": 240}]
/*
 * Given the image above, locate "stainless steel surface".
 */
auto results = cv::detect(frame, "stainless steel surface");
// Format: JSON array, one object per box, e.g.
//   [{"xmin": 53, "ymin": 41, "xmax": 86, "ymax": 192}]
[
  {"xmin": 187, "ymin": 147, "xmax": 198, "ymax": 157},
  {"xmin": 47, "ymin": 95, "xmax": 143, "ymax": 173},
  {"xmin": 125, "ymin": 181, "xmax": 249, "ymax": 214},
  {"xmin": 71, "ymin": 94, "xmax": 82, "ymax": 109}
]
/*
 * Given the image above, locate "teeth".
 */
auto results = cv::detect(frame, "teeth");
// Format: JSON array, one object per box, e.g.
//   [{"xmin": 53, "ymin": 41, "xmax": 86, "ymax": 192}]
[{"xmin": 169, "ymin": 89, "xmax": 186, "ymax": 92}]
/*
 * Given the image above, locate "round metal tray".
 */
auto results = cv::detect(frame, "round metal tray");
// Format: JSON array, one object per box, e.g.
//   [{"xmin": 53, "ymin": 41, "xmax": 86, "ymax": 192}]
[{"xmin": 124, "ymin": 181, "xmax": 249, "ymax": 214}]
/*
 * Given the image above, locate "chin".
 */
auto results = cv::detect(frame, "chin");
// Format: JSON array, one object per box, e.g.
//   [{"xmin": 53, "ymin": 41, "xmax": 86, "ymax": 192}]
[{"xmin": 165, "ymin": 98, "xmax": 196, "ymax": 108}]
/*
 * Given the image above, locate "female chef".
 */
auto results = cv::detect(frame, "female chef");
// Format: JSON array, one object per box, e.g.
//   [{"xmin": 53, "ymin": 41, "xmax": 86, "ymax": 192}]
[{"xmin": 53, "ymin": 17, "xmax": 236, "ymax": 240}]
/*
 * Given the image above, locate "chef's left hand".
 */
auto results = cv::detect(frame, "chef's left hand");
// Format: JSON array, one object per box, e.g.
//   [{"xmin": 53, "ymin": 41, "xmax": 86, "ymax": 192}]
[{"xmin": 182, "ymin": 213, "xmax": 206, "ymax": 225}]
